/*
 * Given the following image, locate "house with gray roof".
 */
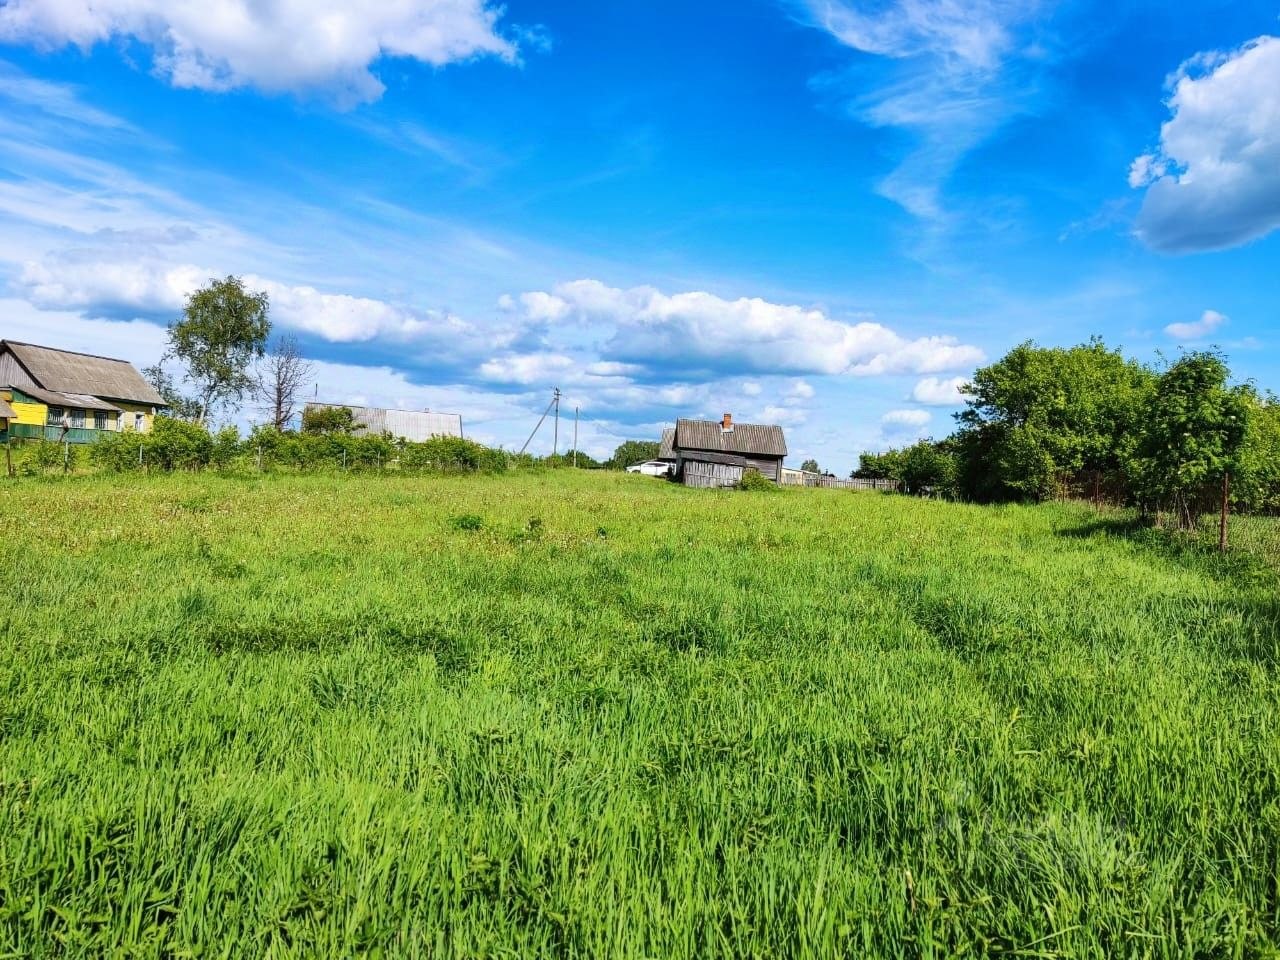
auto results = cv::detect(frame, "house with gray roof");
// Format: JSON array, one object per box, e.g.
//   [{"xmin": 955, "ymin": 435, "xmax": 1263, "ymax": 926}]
[
  {"xmin": 668, "ymin": 413, "xmax": 787, "ymax": 488},
  {"xmin": 0, "ymin": 340, "xmax": 165, "ymax": 443}
]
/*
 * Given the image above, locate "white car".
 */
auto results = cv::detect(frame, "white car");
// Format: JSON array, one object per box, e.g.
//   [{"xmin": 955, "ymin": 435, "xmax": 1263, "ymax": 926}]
[{"xmin": 626, "ymin": 460, "xmax": 672, "ymax": 477}]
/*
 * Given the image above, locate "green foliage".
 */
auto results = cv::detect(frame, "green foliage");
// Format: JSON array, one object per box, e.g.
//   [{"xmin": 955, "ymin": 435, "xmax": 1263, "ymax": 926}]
[
  {"xmin": 142, "ymin": 363, "xmax": 202, "ymax": 421},
  {"xmin": 301, "ymin": 405, "xmax": 362, "ymax": 435},
  {"xmin": 606, "ymin": 439, "xmax": 660, "ymax": 470},
  {"xmin": 1234, "ymin": 395, "xmax": 1280, "ymax": 514},
  {"xmin": 856, "ymin": 440, "xmax": 956, "ymax": 497},
  {"xmin": 955, "ymin": 339, "xmax": 1154, "ymax": 502},
  {"xmin": 737, "ymin": 468, "xmax": 776, "ymax": 491},
  {"xmin": 800, "ymin": 458, "xmax": 820, "ymax": 473},
  {"xmin": 168, "ymin": 275, "xmax": 271, "ymax": 422},
  {"xmin": 854, "ymin": 449, "xmax": 903, "ymax": 480},
  {"xmin": 4, "ymin": 470, "xmax": 1280, "ymax": 955},
  {"xmin": 1130, "ymin": 352, "xmax": 1250, "ymax": 524},
  {"xmin": 547, "ymin": 449, "xmax": 604, "ymax": 469}
]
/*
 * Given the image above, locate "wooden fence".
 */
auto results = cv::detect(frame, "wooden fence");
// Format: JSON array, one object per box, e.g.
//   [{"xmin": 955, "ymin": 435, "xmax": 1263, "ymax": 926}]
[{"xmin": 780, "ymin": 473, "xmax": 900, "ymax": 492}]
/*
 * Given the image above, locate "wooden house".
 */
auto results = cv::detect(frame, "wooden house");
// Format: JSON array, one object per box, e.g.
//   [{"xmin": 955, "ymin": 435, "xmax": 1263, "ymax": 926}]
[
  {"xmin": 670, "ymin": 413, "xmax": 787, "ymax": 488},
  {"xmin": 0, "ymin": 340, "xmax": 165, "ymax": 444}
]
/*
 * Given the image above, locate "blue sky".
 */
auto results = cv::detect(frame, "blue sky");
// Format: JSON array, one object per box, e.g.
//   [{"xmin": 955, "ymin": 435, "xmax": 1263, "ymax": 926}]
[{"xmin": 0, "ymin": 0, "xmax": 1277, "ymax": 469}]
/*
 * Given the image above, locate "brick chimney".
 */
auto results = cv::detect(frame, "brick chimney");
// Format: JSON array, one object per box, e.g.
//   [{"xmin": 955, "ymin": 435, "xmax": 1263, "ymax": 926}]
[{"xmin": 721, "ymin": 412, "xmax": 733, "ymax": 431}]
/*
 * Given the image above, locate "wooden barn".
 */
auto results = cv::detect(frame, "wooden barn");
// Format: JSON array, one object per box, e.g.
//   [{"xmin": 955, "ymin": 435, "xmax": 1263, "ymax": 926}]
[
  {"xmin": 0, "ymin": 340, "xmax": 165, "ymax": 443},
  {"xmin": 670, "ymin": 414, "xmax": 787, "ymax": 488}
]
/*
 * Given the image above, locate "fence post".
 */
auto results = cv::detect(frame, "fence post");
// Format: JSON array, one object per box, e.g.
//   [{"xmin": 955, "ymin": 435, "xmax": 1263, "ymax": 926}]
[{"xmin": 63, "ymin": 441, "xmax": 69, "ymax": 474}]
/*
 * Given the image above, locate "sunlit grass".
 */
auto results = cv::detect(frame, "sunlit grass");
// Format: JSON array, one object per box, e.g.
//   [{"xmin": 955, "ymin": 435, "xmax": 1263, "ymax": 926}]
[{"xmin": 2, "ymin": 470, "xmax": 1279, "ymax": 957}]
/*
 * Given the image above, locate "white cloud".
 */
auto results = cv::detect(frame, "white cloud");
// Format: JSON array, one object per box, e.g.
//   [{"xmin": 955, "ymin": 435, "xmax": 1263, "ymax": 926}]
[
  {"xmin": 0, "ymin": 0, "xmax": 518, "ymax": 104},
  {"xmin": 759, "ymin": 404, "xmax": 810, "ymax": 427},
  {"xmin": 1164, "ymin": 309, "xmax": 1227, "ymax": 341},
  {"xmin": 881, "ymin": 408, "xmax": 931, "ymax": 427},
  {"xmin": 799, "ymin": 0, "xmax": 1044, "ymax": 220},
  {"xmin": 788, "ymin": 379, "xmax": 816, "ymax": 399},
  {"xmin": 478, "ymin": 352, "xmax": 576, "ymax": 384},
  {"xmin": 911, "ymin": 374, "xmax": 969, "ymax": 405},
  {"xmin": 1132, "ymin": 36, "xmax": 1280, "ymax": 252},
  {"xmin": 514, "ymin": 279, "xmax": 984, "ymax": 378},
  {"xmin": 741, "ymin": 380, "xmax": 763, "ymax": 396}
]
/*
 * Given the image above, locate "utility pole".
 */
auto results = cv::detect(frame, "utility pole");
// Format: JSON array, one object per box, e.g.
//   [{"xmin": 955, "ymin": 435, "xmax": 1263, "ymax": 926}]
[
  {"xmin": 552, "ymin": 388, "xmax": 561, "ymax": 457},
  {"xmin": 573, "ymin": 407, "xmax": 579, "ymax": 468},
  {"xmin": 518, "ymin": 388, "xmax": 562, "ymax": 456}
]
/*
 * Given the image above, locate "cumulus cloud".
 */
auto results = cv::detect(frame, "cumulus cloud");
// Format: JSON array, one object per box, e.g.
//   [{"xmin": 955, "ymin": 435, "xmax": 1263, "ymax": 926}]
[
  {"xmin": 881, "ymin": 408, "xmax": 931, "ymax": 428},
  {"xmin": 1164, "ymin": 309, "xmax": 1227, "ymax": 341},
  {"xmin": 798, "ymin": 0, "xmax": 1044, "ymax": 220},
  {"xmin": 1131, "ymin": 36, "xmax": 1280, "ymax": 252},
  {"xmin": 0, "ymin": 0, "xmax": 519, "ymax": 103},
  {"xmin": 911, "ymin": 375, "xmax": 969, "ymax": 405},
  {"xmin": 513, "ymin": 279, "xmax": 984, "ymax": 378},
  {"xmin": 14, "ymin": 253, "xmax": 516, "ymax": 350}
]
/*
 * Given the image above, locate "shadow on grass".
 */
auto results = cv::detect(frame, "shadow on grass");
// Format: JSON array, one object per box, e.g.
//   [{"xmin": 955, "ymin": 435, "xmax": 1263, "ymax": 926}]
[
  {"xmin": 1057, "ymin": 511, "xmax": 1280, "ymax": 665},
  {"xmin": 1056, "ymin": 513, "xmax": 1273, "ymax": 583}
]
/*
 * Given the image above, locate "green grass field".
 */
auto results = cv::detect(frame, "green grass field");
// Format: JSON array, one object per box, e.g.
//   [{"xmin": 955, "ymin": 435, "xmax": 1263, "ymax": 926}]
[{"xmin": 3, "ymin": 470, "xmax": 1280, "ymax": 958}]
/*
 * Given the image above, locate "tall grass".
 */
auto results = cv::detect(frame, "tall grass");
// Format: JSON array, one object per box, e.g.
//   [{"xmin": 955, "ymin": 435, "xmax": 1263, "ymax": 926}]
[{"xmin": 2, "ymin": 471, "xmax": 1279, "ymax": 957}]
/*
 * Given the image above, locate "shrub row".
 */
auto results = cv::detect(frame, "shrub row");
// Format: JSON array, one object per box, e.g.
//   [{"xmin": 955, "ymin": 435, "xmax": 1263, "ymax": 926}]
[{"xmin": 81, "ymin": 418, "xmax": 516, "ymax": 474}]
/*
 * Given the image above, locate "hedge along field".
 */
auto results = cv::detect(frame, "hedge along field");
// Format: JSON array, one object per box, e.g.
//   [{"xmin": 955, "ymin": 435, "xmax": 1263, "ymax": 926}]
[{"xmin": 2, "ymin": 470, "xmax": 1279, "ymax": 958}]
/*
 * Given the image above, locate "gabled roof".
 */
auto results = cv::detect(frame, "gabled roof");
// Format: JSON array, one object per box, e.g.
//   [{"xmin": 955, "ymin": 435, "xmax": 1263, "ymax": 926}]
[
  {"xmin": 674, "ymin": 418, "xmax": 787, "ymax": 458},
  {"xmin": 1, "ymin": 340, "xmax": 164, "ymax": 406},
  {"xmin": 0, "ymin": 398, "xmax": 15, "ymax": 419},
  {"xmin": 658, "ymin": 427, "xmax": 675, "ymax": 461}
]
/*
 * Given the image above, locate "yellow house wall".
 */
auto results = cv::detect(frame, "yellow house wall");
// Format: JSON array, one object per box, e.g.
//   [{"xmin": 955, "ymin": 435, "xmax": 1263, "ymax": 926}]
[
  {"xmin": 10, "ymin": 401, "xmax": 47, "ymax": 427},
  {"xmin": 114, "ymin": 402, "xmax": 155, "ymax": 434}
]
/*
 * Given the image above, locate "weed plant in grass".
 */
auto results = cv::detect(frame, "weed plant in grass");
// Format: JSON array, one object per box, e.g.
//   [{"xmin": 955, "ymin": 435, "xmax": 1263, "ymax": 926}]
[{"xmin": 2, "ymin": 471, "xmax": 1280, "ymax": 957}]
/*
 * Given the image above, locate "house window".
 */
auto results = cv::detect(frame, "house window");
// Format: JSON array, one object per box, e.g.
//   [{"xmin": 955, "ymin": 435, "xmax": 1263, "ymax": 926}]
[
  {"xmin": 46, "ymin": 406, "xmax": 64, "ymax": 427},
  {"xmin": 135, "ymin": 412, "xmax": 145, "ymax": 432},
  {"xmin": 70, "ymin": 409, "xmax": 85, "ymax": 429},
  {"xmin": 93, "ymin": 410, "xmax": 107, "ymax": 430}
]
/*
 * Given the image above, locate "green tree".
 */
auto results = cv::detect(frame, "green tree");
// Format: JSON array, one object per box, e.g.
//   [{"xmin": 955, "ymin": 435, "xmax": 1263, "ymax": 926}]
[
  {"xmin": 606, "ymin": 440, "xmax": 660, "ymax": 470},
  {"xmin": 301, "ymin": 405, "xmax": 362, "ymax": 435},
  {"xmin": 142, "ymin": 364, "xmax": 202, "ymax": 422},
  {"xmin": 1234, "ymin": 392, "xmax": 1280, "ymax": 514},
  {"xmin": 168, "ymin": 276, "xmax": 270, "ymax": 424},
  {"xmin": 1131, "ymin": 351, "xmax": 1250, "ymax": 528},
  {"xmin": 800, "ymin": 458, "xmax": 821, "ymax": 473},
  {"xmin": 955, "ymin": 339, "xmax": 1153, "ymax": 502},
  {"xmin": 853, "ymin": 449, "xmax": 904, "ymax": 480}
]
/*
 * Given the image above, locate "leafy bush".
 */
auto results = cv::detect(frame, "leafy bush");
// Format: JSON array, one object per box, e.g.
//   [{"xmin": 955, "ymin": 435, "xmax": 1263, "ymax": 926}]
[{"xmin": 737, "ymin": 469, "xmax": 776, "ymax": 492}]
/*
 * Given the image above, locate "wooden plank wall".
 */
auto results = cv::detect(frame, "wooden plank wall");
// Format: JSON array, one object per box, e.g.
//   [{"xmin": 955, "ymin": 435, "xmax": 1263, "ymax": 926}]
[{"xmin": 683, "ymin": 460, "xmax": 743, "ymax": 489}]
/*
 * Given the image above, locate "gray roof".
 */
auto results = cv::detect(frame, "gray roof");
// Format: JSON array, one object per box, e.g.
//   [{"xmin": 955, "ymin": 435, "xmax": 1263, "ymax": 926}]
[
  {"xmin": 16, "ymin": 385, "xmax": 122, "ymax": 412},
  {"xmin": 674, "ymin": 418, "xmax": 787, "ymax": 457},
  {"xmin": 0, "ymin": 397, "xmax": 15, "ymax": 419},
  {"xmin": 658, "ymin": 427, "xmax": 675, "ymax": 461},
  {"xmin": 1, "ymin": 340, "xmax": 164, "ymax": 406},
  {"xmin": 306, "ymin": 402, "xmax": 463, "ymax": 441}
]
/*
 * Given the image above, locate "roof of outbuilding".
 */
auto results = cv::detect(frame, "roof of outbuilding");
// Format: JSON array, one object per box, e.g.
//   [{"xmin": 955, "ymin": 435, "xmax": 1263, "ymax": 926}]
[
  {"xmin": 658, "ymin": 427, "xmax": 675, "ymax": 461},
  {"xmin": 0, "ymin": 398, "xmax": 15, "ymax": 419},
  {"xmin": 1, "ymin": 340, "xmax": 165, "ymax": 406},
  {"xmin": 674, "ymin": 418, "xmax": 787, "ymax": 457},
  {"xmin": 16, "ymin": 385, "xmax": 124, "ymax": 412}
]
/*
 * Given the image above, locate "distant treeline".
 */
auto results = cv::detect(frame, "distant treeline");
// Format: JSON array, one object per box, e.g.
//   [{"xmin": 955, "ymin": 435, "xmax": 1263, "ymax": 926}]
[{"xmin": 857, "ymin": 341, "xmax": 1280, "ymax": 520}]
